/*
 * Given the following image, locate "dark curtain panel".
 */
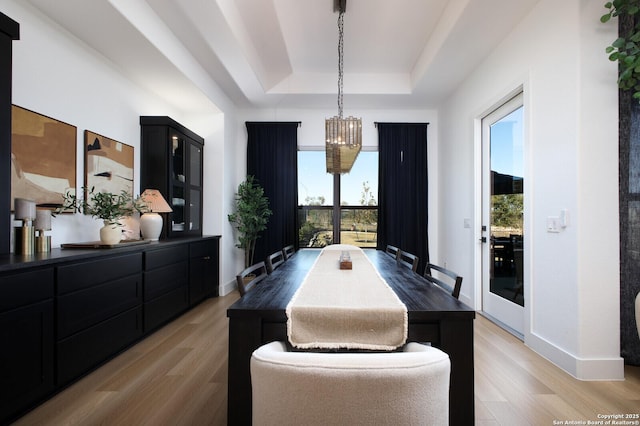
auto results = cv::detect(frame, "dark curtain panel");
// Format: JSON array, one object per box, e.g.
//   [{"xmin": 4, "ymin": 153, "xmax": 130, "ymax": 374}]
[
  {"xmin": 619, "ymin": 7, "xmax": 640, "ymax": 366},
  {"xmin": 246, "ymin": 122, "xmax": 298, "ymax": 266},
  {"xmin": 377, "ymin": 123, "xmax": 429, "ymax": 274}
]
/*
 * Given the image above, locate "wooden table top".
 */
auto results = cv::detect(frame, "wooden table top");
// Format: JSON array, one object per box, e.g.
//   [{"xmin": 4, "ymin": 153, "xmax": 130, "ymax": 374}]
[{"xmin": 227, "ymin": 248, "xmax": 475, "ymax": 322}]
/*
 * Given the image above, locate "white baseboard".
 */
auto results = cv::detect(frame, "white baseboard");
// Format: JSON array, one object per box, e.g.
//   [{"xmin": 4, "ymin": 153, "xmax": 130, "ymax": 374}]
[
  {"xmin": 219, "ymin": 278, "xmax": 237, "ymax": 296},
  {"xmin": 526, "ymin": 331, "xmax": 624, "ymax": 381}
]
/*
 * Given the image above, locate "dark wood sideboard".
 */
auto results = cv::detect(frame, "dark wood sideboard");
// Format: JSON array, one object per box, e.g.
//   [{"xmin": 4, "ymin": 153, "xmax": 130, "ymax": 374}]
[
  {"xmin": 0, "ymin": 12, "xmax": 19, "ymax": 255},
  {"xmin": 0, "ymin": 236, "xmax": 220, "ymax": 424}
]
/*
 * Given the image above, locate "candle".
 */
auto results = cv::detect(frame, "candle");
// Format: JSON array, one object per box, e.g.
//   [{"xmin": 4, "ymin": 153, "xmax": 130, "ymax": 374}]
[
  {"xmin": 14, "ymin": 198, "xmax": 36, "ymax": 221},
  {"xmin": 35, "ymin": 209, "xmax": 52, "ymax": 231}
]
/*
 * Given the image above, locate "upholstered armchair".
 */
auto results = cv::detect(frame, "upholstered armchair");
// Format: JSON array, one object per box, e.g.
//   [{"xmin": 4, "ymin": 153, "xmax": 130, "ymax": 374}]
[{"xmin": 250, "ymin": 341, "xmax": 451, "ymax": 425}]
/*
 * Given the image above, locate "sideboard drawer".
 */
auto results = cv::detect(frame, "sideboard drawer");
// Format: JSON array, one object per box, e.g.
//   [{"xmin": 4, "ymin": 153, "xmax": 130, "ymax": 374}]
[
  {"xmin": 144, "ymin": 246, "xmax": 188, "ymax": 270},
  {"xmin": 143, "ymin": 261, "xmax": 188, "ymax": 301},
  {"xmin": 57, "ymin": 253, "xmax": 142, "ymax": 295},
  {"xmin": 57, "ymin": 274, "xmax": 142, "ymax": 339},
  {"xmin": 57, "ymin": 306, "xmax": 142, "ymax": 386},
  {"xmin": 0, "ymin": 268, "xmax": 53, "ymax": 312},
  {"xmin": 144, "ymin": 286, "xmax": 188, "ymax": 332}
]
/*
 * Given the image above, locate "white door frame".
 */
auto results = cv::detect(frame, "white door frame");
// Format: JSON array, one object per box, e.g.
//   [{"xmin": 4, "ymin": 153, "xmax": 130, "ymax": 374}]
[{"xmin": 474, "ymin": 85, "xmax": 531, "ymax": 340}]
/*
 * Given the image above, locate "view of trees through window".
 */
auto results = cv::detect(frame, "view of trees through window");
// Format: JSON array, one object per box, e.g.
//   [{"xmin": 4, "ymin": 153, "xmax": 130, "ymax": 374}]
[{"xmin": 298, "ymin": 151, "xmax": 378, "ymax": 248}]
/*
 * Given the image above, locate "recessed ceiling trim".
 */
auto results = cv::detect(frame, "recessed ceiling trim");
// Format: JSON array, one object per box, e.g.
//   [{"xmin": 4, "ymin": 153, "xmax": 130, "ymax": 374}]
[{"xmin": 268, "ymin": 72, "xmax": 411, "ymax": 95}]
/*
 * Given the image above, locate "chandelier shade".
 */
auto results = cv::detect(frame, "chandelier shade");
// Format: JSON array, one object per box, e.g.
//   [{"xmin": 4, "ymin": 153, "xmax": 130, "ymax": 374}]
[
  {"xmin": 325, "ymin": 0, "xmax": 362, "ymax": 174},
  {"xmin": 325, "ymin": 115, "xmax": 362, "ymax": 174}
]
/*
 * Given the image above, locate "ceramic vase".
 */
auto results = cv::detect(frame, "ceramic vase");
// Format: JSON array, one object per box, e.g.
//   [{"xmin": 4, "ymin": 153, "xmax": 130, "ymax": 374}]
[{"xmin": 100, "ymin": 220, "xmax": 122, "ymax": 245}]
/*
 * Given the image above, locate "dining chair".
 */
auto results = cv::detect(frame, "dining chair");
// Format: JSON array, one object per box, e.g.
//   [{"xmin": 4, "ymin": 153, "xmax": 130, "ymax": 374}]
[
  {"xmin": 250, "ymin": 341, "xmax": 450, "ymax": 426},
  {"xmin": 385, "ymin": 244, "xmax": 400, "ymax": 259},
  {"xmin": 282, "ymin": 244, "xmax": 296, "ymax": 260},
  {"xmin": 397, "ymin": 250, "xmax": 419, "ymax": 273},
  {"xmin": 424, "ymin": 262, "xmax": 463, "ymax": 299},
  {"xmin": 266, "ymin": 250, "xmax": 285, "ymax": 274},
  {"xmin": 236, "ymin": 261, "xmax": 268, "ymax": 297}
]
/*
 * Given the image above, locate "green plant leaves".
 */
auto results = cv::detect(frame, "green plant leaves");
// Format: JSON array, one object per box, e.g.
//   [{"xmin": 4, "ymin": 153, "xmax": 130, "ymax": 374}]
[
  {"xmin": 228, "ymin": 175, "xmax": 272, "ymax": 266},
  {"xmin": 603, "ymin": 0, "xmax": 640, "ymax": 101},
  {"xmin": 57, "ymin": 187, "xmax": 141, "ymax": 224}
]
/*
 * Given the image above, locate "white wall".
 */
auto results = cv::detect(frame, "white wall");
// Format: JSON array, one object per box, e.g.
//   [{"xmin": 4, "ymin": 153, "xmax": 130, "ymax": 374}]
[
  {"xmin": 439, "ymin": 0, "xmax": 622, "ymax": 379},
  {"xmin": 3, "ymin": 0, "xmax": 238, "ymax": 295}
]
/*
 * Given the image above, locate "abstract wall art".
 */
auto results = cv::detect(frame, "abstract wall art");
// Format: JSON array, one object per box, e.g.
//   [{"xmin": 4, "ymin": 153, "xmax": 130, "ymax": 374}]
[
  {"xmin": 11, "ymin": 105, "xmax": 77, "ymax": 210},
  {"xmin": 84, "ymin": 130, "xmax": 134, "ymax": 198}
]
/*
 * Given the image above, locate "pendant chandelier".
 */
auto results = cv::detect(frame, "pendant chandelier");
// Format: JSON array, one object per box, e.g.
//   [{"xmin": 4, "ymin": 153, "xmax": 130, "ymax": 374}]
[{"xmin": 325, "ymin": 0, "xmax": 362, "ymax": 174}]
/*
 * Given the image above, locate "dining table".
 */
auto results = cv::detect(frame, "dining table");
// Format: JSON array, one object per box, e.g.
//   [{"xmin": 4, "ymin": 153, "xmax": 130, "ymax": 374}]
[{"xmin": 227, "ymin": 248, "xmax": 476, "ymax": 425}]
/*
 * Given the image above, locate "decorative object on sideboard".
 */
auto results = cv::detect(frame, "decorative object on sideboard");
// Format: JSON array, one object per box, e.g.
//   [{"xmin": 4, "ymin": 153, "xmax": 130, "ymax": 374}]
[
  {"xmin": 325, "ymin": 0, "xmax": 362, "ymax": 174},
  {"xmin": 139, "ymin": 189, "xmax": 172, "ymax": 241},
  {"xmin": 120, "ymin": 213, "xmax": 141, "ymax": 241},
  {"xmin": 34, "ymin": 208, "xmax": 51, "ymax": 253},
  {"xmin": 14, "ymin": 197, "xmax": 36, "ymax": 255},
  {"xmin": 57, "ymin": 186, "xmax": 142, "ymax": 245}
]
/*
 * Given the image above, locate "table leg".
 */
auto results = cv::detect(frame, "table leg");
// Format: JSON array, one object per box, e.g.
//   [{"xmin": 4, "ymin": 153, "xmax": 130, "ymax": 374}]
[
  {"xmin": 227, "ymin": 316, "xmax": 262, "ymax": 426},
  {"xmin": 439, "ymin": 318, "xmax": 475, "ymax": 425}
]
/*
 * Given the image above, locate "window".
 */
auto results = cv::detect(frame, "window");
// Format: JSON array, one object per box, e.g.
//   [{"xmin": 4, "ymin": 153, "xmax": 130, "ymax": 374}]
[
  {"xmin": 298, "ymin": 150, "xmax": 378, "ymax": 248},
  {"xmin": 298, "ymin": 151, "xmax": 333, "ymax": 247}
]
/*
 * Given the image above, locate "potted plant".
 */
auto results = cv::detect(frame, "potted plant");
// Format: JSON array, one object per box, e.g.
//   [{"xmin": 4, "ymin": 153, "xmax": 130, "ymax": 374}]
[
  {"xmin": 228, "ymin": 175, "xmax": 272, "ymax": 268},
  {"xmin": 58, "ymin": 186, "xmax": 144, "ymax": 244},
  {"xmin": 602, "ymin": 0, "xmax": 640, "ymax": 100}
]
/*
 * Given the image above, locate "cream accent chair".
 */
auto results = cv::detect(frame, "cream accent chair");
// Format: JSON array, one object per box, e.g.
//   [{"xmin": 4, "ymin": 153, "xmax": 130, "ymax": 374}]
[{"xmin": 250, "ymin": 341, "xmax": 451, "ymax": 426}]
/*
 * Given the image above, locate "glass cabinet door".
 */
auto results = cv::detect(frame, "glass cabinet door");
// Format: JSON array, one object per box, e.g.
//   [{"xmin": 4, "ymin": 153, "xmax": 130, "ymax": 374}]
[
  {"xmin": 171, "ymin": 135, "xmax": 186, "ymax": 232},
  {"xmin": 188, "ymin": 142, "xmax": 202, "ymax": 232}
]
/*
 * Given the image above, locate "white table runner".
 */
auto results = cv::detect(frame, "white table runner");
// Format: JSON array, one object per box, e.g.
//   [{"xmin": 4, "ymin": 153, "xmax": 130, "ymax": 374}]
[{"xmin": 286, "ymin": 244, "xmax": 408, "ymax": 350}]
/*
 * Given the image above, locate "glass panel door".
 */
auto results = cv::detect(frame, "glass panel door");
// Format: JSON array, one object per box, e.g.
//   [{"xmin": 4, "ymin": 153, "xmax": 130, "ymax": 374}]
[
  {"xmin": 171, "ymin": 136, "xmax": 186, "ymax": 232},
  {"xmin": 188, "ymin": 142, "xmax": 202, "ymax": 232},
  {"xmin": 481, "ymin": 93, "xmax": 525, "ymax": 336}
]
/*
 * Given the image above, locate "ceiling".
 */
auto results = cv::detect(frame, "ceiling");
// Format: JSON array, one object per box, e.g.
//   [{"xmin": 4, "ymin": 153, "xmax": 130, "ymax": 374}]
[{"xmin": 24, "ymin": 0, "xmax": 540, "ymax": 112}]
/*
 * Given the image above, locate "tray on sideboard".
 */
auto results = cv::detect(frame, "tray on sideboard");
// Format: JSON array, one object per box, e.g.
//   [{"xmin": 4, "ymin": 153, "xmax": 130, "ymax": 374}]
[{"xmin": 61, "ymin": 240, "xmax": 151, "ymax": 249}]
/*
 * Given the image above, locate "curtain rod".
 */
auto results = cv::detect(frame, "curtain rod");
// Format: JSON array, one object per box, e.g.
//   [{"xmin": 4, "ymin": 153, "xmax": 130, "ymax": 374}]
[
  {"xmin": 373, "ymin": 122, "xmax": 430, "ymax": 127},
  {"xmin": 245, "ymin": 121, "xmax": 301, "ymax": 127}
]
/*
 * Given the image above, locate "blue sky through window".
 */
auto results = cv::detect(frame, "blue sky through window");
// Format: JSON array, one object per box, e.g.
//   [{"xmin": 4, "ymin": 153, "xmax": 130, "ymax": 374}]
[
  {"xmin": 298, "ymin": 151, "xmax": 378, "ymax": 206},
  {"xmin": 490, "ymin": 106, "xmax": 524, "ymax": 178}
]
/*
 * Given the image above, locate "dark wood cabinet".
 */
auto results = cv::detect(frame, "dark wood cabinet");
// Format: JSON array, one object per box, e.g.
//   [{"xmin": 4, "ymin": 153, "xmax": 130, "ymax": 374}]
[
  {"xmin": 56, "ymin": 253, "xmax": 143, "ymax": 385},
  {"xmin": 0, "ymin": 13, "xmax": 18, "ymax": 256},
  {"xmin": 0, "ymin": 268, "xmax": 54, "ymax": 424},
  {"xmin": 140, "ymin": 116, "xmax": 204, "ymax": 239},
  {"xmin": 143, "ymin": 245, "xmax": 189, "ymax": 332},
  {"xmin": 189, "ymin": 238, "xmax": 220, "ymax": 303},
  {"xmin": 0, "ymin": 236, "xmax": 220, "ymax": 424}
]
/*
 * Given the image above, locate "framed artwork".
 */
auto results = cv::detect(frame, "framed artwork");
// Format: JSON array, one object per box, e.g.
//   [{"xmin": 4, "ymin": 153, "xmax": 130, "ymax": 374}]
[
  {"xmin": 84, "ymin": 130, "xmax": 134, "ymax": 198},
  {"xmin": 11, "ymin": 105, "xmax": 77, "ymax": 210}
]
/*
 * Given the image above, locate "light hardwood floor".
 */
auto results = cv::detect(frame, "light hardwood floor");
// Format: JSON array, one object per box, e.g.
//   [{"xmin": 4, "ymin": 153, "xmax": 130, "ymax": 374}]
[{"xmin": 14, "ymin": 292, "xmax": 640, "ymax": 425}]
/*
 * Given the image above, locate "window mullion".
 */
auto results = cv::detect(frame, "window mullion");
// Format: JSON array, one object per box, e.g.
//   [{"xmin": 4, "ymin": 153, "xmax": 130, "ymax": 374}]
[{"xmin": 333, "ymin": 173, "xmax": 341, "ymax": 243}]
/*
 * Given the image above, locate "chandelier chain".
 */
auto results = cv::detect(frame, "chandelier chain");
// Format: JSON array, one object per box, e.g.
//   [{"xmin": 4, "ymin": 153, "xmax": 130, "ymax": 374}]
[{"xmin": 337, "ymin": 10, "xmax": 344, "ymax": 118}]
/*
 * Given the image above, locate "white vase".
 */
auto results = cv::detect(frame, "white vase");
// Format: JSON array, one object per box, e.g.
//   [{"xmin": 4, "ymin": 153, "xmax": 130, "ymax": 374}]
[
  {"xmin": 140, "ymin": 212, "xmax": 163, "ymax": 241},
  {"xmin": 100, "ymin": 220, "xmax": 123, "ymax": 245}
]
